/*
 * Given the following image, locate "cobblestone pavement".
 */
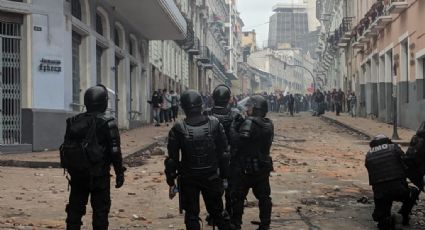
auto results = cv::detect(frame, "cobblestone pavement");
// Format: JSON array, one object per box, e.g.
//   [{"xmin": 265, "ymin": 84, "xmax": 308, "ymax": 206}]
[{"xmin": 0, "ymin": 112, "xmax": 423, "ymax": 229}]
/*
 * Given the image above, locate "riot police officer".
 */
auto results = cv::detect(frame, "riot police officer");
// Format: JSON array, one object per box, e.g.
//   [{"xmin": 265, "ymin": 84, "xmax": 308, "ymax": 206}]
[
  {"xmin": 204, "ymin": 85, "xmax": 243, "ymax": 221},
  {"xmin": 230, "ymin": 95, "xmax": 274, "ymax": 230},
  {"xmin": 164, "ymin": 89, "xmax": 230, "ymax": 230},
  {"xmin": 62, "ymin": 85, "xmax": 125, "ymax": 230},
  {"xmin": 365, "ymin": 135, "xmax": 420, "ymax": 230}
]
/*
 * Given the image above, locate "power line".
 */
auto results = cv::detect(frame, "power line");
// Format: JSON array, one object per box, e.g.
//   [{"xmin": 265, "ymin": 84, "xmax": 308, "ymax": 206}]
[{"xmin": 244, "ymin": 21, "xmax": 270, "ymax": 30}]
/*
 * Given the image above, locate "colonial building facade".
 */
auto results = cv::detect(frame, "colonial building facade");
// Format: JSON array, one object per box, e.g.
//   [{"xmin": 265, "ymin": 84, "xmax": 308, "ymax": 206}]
[
  {"xmin": 149, "ymin": 0, "xmax": 243, "ymax": 95},
  {"xmin": 317, "ymin": 0, "xmax": 425, "ymax": 130},
  {"xmin": 0, "ymin": 0, "xmax": 186, "ymax": 152}
]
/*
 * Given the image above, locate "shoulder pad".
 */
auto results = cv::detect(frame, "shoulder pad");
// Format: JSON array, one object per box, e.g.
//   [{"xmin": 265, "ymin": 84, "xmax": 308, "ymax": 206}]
[
  {"xmin": 96, "ymin": 113, "xmax": 114, "ymax": 121},
  {"xmin": 208, "ymin": 116, "xmax": 221, "ymax": 127},
  {"xmin": 230, "ymin": 108, "xmax": 242, "ymax": 118},
  {"xmin": 171, "ymin": 121, "xmax": 187, "ymax": 135},
  {"xmin": 67, "ymin": 113, "xmax": 88, "ymax": 125},
  {"xmin": 239, "ymin": 119, "xmax": 253, "ymax": 138},
  {"xmin": 105, "ymin": 118, "xmax": 118, "ymax": 129},
  {"xmin": 250, "ymin": 117, "xmax": 265, "ymax": 127},
  {"xmin": 203, "ymin": 108, "xmax": 212, "ymax": 116}
]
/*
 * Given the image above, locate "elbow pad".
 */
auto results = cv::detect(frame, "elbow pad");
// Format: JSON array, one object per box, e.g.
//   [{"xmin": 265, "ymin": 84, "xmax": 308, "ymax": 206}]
[
  {"xmin": 164, "ymin": 157, "xmax": 178, "ymax": 186},
  {"xmin": 239, "ymin": 119, "xmax": 253, "ymax": 138},
  {"xmin": 107, "ymin": 119, "xmax": 123, "ymax": 173}
]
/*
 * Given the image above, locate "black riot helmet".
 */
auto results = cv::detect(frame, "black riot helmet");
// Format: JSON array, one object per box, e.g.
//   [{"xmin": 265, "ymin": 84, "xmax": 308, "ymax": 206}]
[
  {"xmin": 246, "ymin": 95, "xmax": 268, "ymax": 117},
  {"xmin": 212, "ymin": 84, "xmax": 231, "ymax": 106},
  {"xmin": 84, "ymin": 84, "xmax": 108, "ymax": 113},
  {"xmin": 369, "ymin": 134, "xmax": 392, "ymax": 148},
  {"xmin": 180, "ymin": 89, "xmax": 203, "ymax": 114}
]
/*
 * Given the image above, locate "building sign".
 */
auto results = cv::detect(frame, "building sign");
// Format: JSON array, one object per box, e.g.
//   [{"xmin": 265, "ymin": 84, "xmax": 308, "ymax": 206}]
[{"xmin": 39, "ymin": 58, "xmax": 62, "ymax": 72}]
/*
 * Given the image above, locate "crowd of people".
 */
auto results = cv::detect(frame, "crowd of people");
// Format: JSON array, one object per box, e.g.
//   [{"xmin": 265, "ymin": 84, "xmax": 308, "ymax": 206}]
[
  {"xmin": 149, "ymin": 89, "xmax": 180, "ymax": 126},
  {"xmin": 311, "ymin": 89, "xmax": 357, "ymax": 117},
  {"xmin": 149, "ymin": 87, "xmax": 360, "ymax": 124}
]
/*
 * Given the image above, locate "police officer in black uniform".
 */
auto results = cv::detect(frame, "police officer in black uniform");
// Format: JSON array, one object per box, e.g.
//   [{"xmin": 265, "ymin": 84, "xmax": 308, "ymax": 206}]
[
  {"xmin": 204, "ymin": 85, "xmax": 243, "ymax": 220},
  {"xmin": 365, "ymin": 135, "xmax": 420, "ymax": 230},
  {"xmin": 164, "ymin": 89, "xmax": 230, "ymax": 230},
  {"xmin": 64, "ymin": 85, "xmax": 125, "ymax": 230},
  {"xmin": 230, "ymin": 95, "xmax": 274, "ymax": 230}
]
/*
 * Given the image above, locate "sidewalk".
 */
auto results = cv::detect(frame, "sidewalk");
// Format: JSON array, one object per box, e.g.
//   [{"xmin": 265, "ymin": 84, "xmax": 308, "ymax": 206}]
[
  {"xmin": 321, "ymin": 113, "xmax": 416, "ymax": 144},
  {"xmin": 0, "ymin": 123, "xmax": 171, "ymax": 167}
]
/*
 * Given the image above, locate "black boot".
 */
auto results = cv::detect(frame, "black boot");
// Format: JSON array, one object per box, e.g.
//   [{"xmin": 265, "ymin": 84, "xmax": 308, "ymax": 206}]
[
  {"xmin": 377, "ymin": 216, "xmax": 393, "ymax": 230},
  {"xmin": 398, "ymin": 187, "xmax": 420, "ymax": 226},
  {"xmin": 206, "ymin": 214, "xmax": 214, "ymax": 226}
]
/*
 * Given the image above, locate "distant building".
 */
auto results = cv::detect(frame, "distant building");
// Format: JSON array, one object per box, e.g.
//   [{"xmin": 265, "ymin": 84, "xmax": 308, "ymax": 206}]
[
  {"xmin": 268, "ymin": 3, "xmax": 309, "ymax": 50},
  {"xmin": 241, "ymin": 30, "xmax": 257, "ymax": 61}
]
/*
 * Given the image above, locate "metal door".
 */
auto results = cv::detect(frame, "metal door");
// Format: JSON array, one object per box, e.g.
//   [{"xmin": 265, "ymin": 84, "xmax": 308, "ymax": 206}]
[
  {"xmin": 114, "ymin": 56, "xmax": 120, "ymax": 122},
  {"xmin": 0, "ymin": 21, "xmax": 21, "ymax": 144},
  {"xmin": 72, "ymin": 32, "xmax": 82, "ymax": 111}
]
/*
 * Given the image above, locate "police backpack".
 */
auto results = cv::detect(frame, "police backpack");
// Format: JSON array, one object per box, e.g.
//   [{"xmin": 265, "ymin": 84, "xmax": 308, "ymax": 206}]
[{"xmin": 60, "ymin": 114, "xmax": 104, "ymax": 174}]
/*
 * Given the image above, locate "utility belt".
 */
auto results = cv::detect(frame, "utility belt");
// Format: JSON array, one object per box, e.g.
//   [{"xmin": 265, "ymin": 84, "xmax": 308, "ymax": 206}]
[{"xmin": 242, "ymin": 156, "xmax": 273, "ymax": 175}]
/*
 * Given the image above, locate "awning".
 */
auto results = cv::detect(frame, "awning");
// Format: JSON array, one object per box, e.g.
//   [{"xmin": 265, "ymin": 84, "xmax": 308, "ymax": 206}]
[{"xmin": 106, "ymin": 0, "xmax": 187, "ymax": 40}]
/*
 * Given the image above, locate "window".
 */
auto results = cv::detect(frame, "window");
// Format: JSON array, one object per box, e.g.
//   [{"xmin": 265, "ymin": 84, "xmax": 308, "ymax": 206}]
[
  {"xmin": 95, "ymin": 12, "xmax": 103, "ymax": 35},
  {"xmin": 423, "ymin": 57, "xmax": 425, "ymax": 99},
  {"xmin": 72, "ymin": 32, "xmax": 82, "ymax": 109},
  {"xmin": 401, "ymin": 40, "xmax": 409, "ymax": 103},
  {"xmin": 114, "ymin": 27, "xmax": 120, "ymax": 47},
  {"xmin": 71, "ymin": 0, "xmax": 82, "ymax": 20},
  {"xmin": 96, "ymin": 45, "xmax": 104, "ymax": 84}
]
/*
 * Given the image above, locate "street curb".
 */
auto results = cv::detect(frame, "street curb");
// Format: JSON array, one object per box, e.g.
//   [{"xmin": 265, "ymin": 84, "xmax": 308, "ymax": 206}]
[
  {"xmin": 0, "ymin": 160, "xmax": 61, "ymax": 168},
  {"xmin": 320, "ymin": 115, "xmax": 411, "ymax": 146},
  {"xmin": 320, "ymin": 115, "xmax": 372, "ymax": 139},
  {"xmin": 0, "ymin": 138, "xmax": 165, "ymax": 169}
]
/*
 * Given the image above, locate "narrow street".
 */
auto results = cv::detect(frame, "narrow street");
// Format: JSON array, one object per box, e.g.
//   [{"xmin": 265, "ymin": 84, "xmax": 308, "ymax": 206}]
[{"xmin": 0, "ymin": 113, "xmax": 423, "ymax": 230}]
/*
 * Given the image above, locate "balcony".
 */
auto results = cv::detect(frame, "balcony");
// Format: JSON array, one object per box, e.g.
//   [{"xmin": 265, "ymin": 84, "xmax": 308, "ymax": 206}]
[
  {"xmin": 375, "ymin": 15, "xmax": 392, "ymax": 28},
  {"xmin": 387, "ymin": 0, "xmax": 408, "ymax": 14},
  {"xmin": 338, "ymin": 42, "xmax": 348, "ymax": 47},
  {"xmin": 105, "ymin": 0, "xmax": 187, "ymax": 40},
  {"xmin": 341, "ymin": 32, "xmax": 352, "ymax": 42},
  {"xmin": 352, "ymin": 41, "xmax": 364, "ymax": 49},
  {"xmin": 188, "ymin": 37, "xmax": 200, "ymax": 55},
  {"xmin": 357, "ymin": 34, "xmax": 368, "ymax": 44},
  {"xmin": 197, "ymin": 46, "xmax": 211, "ymax": 64},
  {"xmin": 211, "ymin": 54, "xmax": 226, "ymax": 74}
]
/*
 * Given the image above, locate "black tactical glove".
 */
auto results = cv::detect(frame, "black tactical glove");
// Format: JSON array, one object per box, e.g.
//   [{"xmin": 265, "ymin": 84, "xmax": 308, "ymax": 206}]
[{"xmin": 115, "ymin": 166, "xmax": 126, "ymax": 189}]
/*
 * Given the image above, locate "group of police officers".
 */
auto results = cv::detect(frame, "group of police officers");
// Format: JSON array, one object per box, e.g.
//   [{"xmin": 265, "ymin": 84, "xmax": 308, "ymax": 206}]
[
  {"xmin": 164, "ymin": 85, "xmax": 274, "ymax": 230},
  {"xmin": 62, "ymin": 84, "xmax": 425, "ymax": 230}
]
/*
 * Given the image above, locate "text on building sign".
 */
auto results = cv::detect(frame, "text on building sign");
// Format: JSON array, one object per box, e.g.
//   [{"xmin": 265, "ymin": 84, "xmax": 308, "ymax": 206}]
[{"xmin": 39, "ymin": 58, "xmax": 62, "ymax": 72}]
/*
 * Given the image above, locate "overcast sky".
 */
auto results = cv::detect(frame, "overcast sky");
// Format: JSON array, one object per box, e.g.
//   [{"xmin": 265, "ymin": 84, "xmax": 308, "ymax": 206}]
[{"xmin": 237, "ymin": 0, "xmax": 305, "ymax": 48}]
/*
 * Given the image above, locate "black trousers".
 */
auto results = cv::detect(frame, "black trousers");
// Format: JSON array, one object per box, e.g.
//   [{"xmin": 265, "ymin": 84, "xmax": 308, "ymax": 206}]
[
  {"xmin": 288, "ymin": 105, "xmax": 294, "ymax": 116},
  {"xmin": 335, "ymin": 102, "xmax": 341, "ymax": 116},
  {"xmin": 372, "ymin": 181, "xmax": 419, "ymax": 229},
  {"xmin": 231, "ymin": 170, "xmax": 272, "ymax": 229},
  {"xmin": 181, "ymin": 174, "xmax": 228, "ymax": 230},
  {"xmin": 172, "ymin": 106, "xmax": 179, "ymax": 120},
  {"xmin": 66, "ymin": 174, "xmax": 111, "ymax": 230}
]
